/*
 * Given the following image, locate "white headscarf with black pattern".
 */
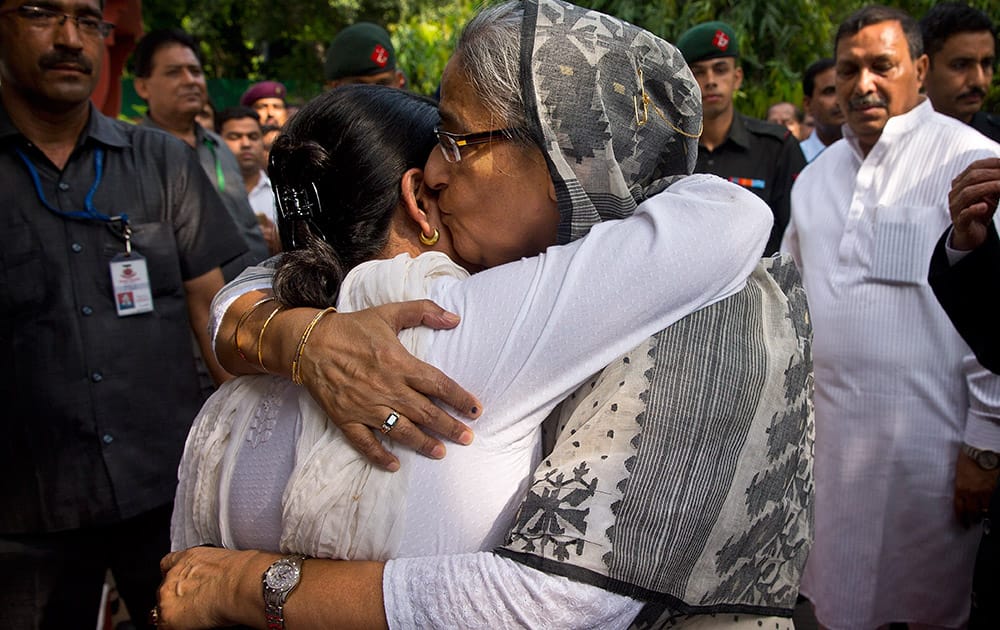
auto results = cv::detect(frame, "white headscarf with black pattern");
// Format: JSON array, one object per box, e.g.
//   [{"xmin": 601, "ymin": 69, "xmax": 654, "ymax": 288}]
[{"xmin": 519, "ymin": 0, "xmax": 703, "ymax": 244}]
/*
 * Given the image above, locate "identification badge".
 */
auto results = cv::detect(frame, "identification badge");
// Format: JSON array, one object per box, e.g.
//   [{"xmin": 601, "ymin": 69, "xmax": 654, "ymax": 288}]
[{"xmin": 110, "ymin": 253, "xmax": 154, "ymax": 316}]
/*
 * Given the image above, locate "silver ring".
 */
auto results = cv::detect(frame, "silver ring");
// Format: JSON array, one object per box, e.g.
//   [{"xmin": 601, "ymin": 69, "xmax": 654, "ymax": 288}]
[{"xmin": 380, "ymin": 411, "xmax": 400, "ymax": 434}]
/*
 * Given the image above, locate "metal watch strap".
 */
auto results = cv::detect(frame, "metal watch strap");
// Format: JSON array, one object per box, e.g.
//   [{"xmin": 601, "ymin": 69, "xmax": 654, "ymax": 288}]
[{"xmin": 263, "ymin": 554, "xmax": 306, "ymax": 630}]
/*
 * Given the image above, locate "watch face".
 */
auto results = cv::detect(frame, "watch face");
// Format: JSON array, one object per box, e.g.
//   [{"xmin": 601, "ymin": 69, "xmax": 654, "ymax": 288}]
[
  {"xmin": 981, "ymin": 452, "xmax": 1000, "ymax": 470},
  {"xmin": 265, "ymin": 561, "xmax": 301, "ymax": 591}
]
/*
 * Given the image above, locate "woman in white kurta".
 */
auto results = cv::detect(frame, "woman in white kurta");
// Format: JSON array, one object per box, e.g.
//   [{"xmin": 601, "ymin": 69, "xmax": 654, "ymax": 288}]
[{"xmin": 783, "ymin": 97, "xmax": 1000, "ymax": 628}]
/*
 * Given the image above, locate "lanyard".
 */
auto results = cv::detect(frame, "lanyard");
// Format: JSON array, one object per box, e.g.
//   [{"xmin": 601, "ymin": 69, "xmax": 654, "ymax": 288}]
[
  {"xmin": 17, "ymin": 147, "xmax": 133, "ymax": 251},
  {"xmin": 203, "ymin": 137, "xmax": 226, "ymax": 192}
]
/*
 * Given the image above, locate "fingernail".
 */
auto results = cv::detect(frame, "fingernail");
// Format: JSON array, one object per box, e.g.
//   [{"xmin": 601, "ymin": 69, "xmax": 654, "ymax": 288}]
[
  {"xmin": 441, "ymin": 311, "xmax": 460, "ymax": 325},
  {"xmin": 431, "ymin": 444, "xmax": 446, "ymax": 458},
  {"xmin": 386, "ymin": 460, "xmax": 400, "ymax": 472},
  {"xmin": 459, "ymin": 430, "xmax": 474, "ymax": 445}
]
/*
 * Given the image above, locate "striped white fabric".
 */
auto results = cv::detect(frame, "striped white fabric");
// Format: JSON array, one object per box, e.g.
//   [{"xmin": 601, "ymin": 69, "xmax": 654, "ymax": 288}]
[{"xmin": 782, "ymin": 99, "xmax": 1000, "ymax": 629}]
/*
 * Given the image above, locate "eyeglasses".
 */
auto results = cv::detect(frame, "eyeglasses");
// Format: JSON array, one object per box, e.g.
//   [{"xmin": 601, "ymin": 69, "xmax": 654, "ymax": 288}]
[
  {"xmin": 433, "ymin": 126, "xmax": 526, "ymax": 163},
  {"xmin": 0, "ymin": 5, "xmax": 115, "ymax": 39}
]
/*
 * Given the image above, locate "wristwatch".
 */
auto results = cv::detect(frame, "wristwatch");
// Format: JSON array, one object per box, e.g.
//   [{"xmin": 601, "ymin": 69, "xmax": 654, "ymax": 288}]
[
  {"xmin": 262, "ymin": 554, "xmax": 306, "ymax": 630},
  {"xmin": 962, "ymin": 444, "xmax": 1000, "ymax": 471}
]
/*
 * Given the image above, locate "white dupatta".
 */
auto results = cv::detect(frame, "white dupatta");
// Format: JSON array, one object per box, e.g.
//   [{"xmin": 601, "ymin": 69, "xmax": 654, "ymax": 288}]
[{"xmin": 171, "ymin": 252, "xmax": 468, "ymax": 560}]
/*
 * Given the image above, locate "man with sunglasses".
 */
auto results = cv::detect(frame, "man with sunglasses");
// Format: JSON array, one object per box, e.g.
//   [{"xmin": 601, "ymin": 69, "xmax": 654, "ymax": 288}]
[{"xmin": 0, "ymin": 0, "xmax": 250, "ymax": 626}]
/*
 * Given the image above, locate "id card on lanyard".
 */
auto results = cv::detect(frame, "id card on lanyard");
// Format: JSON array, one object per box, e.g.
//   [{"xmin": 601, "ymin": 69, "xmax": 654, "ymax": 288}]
[
  {"xmin": 109, "ymin": 223, "xmax": 153, "ymax": 316},
  {"xmin": 16, "ymin": 146, "xmax": 154, "ymax": 316}
]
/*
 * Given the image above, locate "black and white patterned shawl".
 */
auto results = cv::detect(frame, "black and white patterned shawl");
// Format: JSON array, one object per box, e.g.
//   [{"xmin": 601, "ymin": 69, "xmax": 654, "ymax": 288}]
[
  {"xmin": 497, "ymin": 0, "xmax": 815, "ymax": 620},
  {"xmin": 497, "ymin": 256, "xmax": 815, "ymax": 620}
]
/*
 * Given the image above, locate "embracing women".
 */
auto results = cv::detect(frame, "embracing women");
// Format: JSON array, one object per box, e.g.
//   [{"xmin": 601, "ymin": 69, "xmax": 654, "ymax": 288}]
[{"xmin": 157, "ymin": 2, "xmax": 814, "ymax": 628}]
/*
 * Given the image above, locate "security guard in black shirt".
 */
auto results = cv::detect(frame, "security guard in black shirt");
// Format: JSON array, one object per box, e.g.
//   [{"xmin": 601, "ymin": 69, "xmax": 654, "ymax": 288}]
[{"xmin": 677, "ymin": 22, "xmax": 806, "ymax": 255}]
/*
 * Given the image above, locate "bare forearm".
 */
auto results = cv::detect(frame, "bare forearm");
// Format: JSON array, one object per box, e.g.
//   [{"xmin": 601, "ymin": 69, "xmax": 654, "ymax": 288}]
[
  {"xmin": 218, "ymin": 553, "xmax": 387, "ymax": 629},
  {"xmin": 184, "ymin": 268, "xmax": 234, "ymax": 386},
  {"xmin": 192, "ymin": 307, "xmax": 232, "ymax": 386},
  {"xmin": 216, "ymin": 290, "xmax": 323, "ymax": 378},
  {"xmin": 159, "ymin": 548, "xmax": 387, "ymax": 630}
]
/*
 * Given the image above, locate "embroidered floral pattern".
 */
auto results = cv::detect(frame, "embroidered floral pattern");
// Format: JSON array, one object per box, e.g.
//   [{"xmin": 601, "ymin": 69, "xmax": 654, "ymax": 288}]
[{"xmin": 245, "ymin": 378, "xmax": 285, "ymax": 448}]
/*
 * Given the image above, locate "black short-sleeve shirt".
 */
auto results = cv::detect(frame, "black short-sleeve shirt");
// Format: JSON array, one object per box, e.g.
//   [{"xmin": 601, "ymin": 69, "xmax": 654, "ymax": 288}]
[
  {"xmin": 141, "ymin": 118, "xmax": 270, "ymax": 280},
  {"xmin": 695, "ymin": 112, "xmax": 807, "ymax": 255},
  {"xmin": 0, "ymin": 104, "xmax": 247, "ymax": 533}
]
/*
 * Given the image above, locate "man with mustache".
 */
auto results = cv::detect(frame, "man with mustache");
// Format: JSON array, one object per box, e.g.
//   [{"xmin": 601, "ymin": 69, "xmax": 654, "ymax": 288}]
[
  {"xmin": 782, "ymin": 5, "xmax": 1000, "ymax": 628},
  {"xmin": 921, "ymin": 3, "xmax": 999, "ymax": 144},
  {"xmin": 239, "ymin": 80, "xmax": 288, "ymax": 128},
  {"xmin": 133, "ymin": 28, "xmax": 268, "ymax": 281},
  {"xmin": 0, "ymin": 0, "xmax": 252, "ymax": 626},
  {"xmin": 676, "ymin": 21, "xmax": 807, "ymax": 256}
]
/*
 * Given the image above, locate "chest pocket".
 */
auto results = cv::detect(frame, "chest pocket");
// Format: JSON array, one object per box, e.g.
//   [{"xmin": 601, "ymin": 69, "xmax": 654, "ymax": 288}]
[
  {"xmin": 0, "ymin": 223, "xmax": 48, "ymax": 315},
  {"xmin": 868, "ymin": 204, "xmax": 940, "ymax": 286},
  {"xmin": 103, "ymin": 222, "xmax": 183, "ymax": 297}
]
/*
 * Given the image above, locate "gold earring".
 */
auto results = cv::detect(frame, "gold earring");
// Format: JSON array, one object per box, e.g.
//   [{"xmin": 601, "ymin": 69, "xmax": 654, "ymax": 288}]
[{"xmin": 419, "ymin": 228, "xmax": 440, "ymax": 246}]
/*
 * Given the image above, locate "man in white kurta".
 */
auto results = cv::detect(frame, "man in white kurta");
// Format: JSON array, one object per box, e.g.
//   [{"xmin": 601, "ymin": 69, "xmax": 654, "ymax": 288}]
[{"xmin": 781, "ymin": 6, "xmax": 1000, "ymax": 629}]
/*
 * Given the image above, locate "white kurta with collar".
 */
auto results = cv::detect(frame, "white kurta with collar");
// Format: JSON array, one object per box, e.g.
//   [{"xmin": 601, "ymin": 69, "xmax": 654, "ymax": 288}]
[{"xmin": 782, "ymin": 99, "xmax": 1000, "ymax": 629}]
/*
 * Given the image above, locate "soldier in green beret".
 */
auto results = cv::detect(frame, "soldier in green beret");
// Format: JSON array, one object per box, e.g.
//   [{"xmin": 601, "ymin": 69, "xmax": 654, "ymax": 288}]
[
  {"xmin": 324, "ymin": 23, "xmax": 406, "ymax": 90},
  {"xmin": 677, "ymin": 21, "xmax": 807, "ymax": 255}
]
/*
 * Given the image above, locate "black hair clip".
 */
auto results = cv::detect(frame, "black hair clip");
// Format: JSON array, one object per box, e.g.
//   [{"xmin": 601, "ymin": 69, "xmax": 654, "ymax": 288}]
[{"xmin": 273, "ymin": 181, "xmax": 325, "ymax": 251}]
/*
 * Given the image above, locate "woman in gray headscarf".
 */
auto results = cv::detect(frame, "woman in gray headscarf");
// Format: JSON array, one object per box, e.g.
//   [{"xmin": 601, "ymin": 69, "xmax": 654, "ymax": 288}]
[{"xmin": 158, "ymin": 2, "xmax": 812, "ymax": 628}]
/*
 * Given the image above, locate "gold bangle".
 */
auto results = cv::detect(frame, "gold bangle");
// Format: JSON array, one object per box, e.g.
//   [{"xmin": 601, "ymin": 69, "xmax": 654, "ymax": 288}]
[
  {"xmin": 256, "ymin": 305, "xmax": 283, "ymax": 373},
  {"xmin": 233, "ymin": 297, "xmax": 276, "ymax": 364},
  {"xmin": 291, "ymin": 307, "xmax": 337, "ymax": 385}
]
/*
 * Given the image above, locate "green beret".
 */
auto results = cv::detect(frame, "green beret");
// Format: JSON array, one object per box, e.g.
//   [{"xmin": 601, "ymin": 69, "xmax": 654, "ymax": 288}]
[
  {"xmin": 324, "ymin": 22, "xmax": 396, "ymax": 81},
  {"xmin": 676, "ymin": 21, "xmax": 739, "ymax": 64}
]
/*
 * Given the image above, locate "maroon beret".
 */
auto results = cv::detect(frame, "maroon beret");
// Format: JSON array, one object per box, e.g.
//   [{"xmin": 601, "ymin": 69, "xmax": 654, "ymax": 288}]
[{"xmin": 240, "ymin": 81, "xmax": 287, "ymax": 106}]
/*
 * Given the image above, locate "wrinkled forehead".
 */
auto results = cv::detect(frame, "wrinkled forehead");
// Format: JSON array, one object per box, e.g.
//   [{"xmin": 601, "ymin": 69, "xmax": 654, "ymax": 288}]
[
  {"xmin": 836, "ymin": 20, "xmax": 911, "ymax": 62},
  {"xmin": 437, "ymin": 58, "xmax": 494, "ymax": 133},
  {"xmin": 254, "ymin": 98, "xmax": 285, "ymax": 107},
  {"xmin": 151, "ymin": 42, "xmax": 202, "ymax": 72}
]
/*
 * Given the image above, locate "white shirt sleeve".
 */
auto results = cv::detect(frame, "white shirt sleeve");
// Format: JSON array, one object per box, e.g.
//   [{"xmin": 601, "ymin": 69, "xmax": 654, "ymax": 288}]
[
  {"xmin": 942, "ymin": 226, "xmax": 977, "ymax": 266},
  {"xmin": 383, "ymin": 553, "xmax": 643, "ymax": 630},
  {"xmin": 419, "ymin": 174, "xmax": 773, "ymax": 443}
]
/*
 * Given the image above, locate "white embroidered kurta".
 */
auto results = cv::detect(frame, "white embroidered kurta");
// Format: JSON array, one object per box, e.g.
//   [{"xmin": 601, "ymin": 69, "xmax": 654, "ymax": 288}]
[{"xmin": 782, "ymin": 99, "xmax": 1000, "ymax": 629}]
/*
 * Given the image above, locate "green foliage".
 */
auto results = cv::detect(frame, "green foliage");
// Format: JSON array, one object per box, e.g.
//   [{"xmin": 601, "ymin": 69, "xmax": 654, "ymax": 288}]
[
  {"xmin": 140, "ymin": 0, "xmax": 1000, "ymax": 114},
  {"xmin": 141, "ymin": 0, "xmax": 472, "ymax": 101},
  {"xmin": 579, "ymin": 0, "xmax": 1000, "ymax": 117},
  {"xmin": 394, "ymin": 0, "xmax": 478, "ymax": 95}
]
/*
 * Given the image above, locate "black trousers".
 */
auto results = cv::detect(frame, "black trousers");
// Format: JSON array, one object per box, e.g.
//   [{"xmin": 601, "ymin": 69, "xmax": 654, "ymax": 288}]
[{"xmin": 0, "ymin": 502, "xmax": 172, "ymax": 630}]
